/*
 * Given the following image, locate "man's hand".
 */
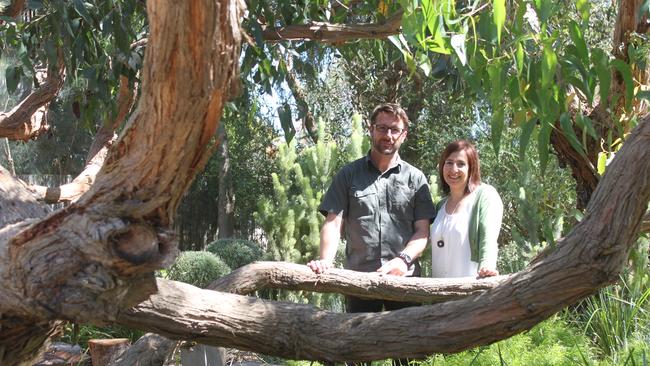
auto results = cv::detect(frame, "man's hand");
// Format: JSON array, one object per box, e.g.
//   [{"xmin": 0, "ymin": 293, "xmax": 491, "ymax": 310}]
[
  {"xmin": 376, "ymin": 258, "xmax": 408, "ymax": 276},
  {"xmin": 477, "ymin": 267, "xmax": 499, "ymax": 278},
  {"xmin": 307, "ymin": 259, "xmax": 334, "ymax": 274}
]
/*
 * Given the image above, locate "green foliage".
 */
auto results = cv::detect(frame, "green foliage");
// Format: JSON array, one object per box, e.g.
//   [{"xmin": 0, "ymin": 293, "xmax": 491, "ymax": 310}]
[
  {"xmin": 166, "ymin": 251, "xmax": 231, "ymax": 288},
  {"xmin": 421, "ymin": 316, "xmax": 597, "ymax": 365},
  {"xmin": 569, "ymin": 240, "xmax": 650, "ymax": 363},
  {"xmin": 0, "ymin": 0, "xmax": 146, "ymax": 129},
  {"xmin": 206, "ymin": 238, "xmax": 264, "ymax": 269},
  {"xmin": 396, "ymin": 0, "xmax": 644, "ymax": 171},
  {"xmin": 255, "ymin": 119, "xmax": 338, "ymax": 264}
]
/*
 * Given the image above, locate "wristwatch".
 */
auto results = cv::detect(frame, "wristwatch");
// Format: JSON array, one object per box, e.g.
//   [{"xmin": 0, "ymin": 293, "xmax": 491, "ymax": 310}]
[{"xmin": 397, "ymin": 252, "xmax": 413, "ymax": 267}]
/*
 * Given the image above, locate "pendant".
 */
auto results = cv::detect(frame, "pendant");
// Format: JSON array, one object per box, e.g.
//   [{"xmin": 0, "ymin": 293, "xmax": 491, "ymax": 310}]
[{"xmin": 437, "ymin": 240, "xmax": 444, "ymax": 248}]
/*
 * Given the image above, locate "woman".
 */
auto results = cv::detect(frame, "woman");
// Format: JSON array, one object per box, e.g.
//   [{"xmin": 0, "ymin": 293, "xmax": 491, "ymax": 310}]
[{"xmin": 429, "ymin": 140, "xmax": 503, "ymax": 278}]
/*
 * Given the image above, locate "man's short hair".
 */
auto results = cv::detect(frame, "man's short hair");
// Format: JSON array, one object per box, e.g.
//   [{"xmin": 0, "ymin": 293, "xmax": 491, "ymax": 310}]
[{"xmin": 369, "ymin": 103, "xmax": 410, "ymax": 129}]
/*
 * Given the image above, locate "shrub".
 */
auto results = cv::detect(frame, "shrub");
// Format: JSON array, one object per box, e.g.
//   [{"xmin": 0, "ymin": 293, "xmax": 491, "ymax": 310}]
[
  {"xmin": 206, "ymin": 238, "xmax": 264, "ymax": 269},
  {"xmin": 166, "ymin": 251, "xmax": 231, "ymax": 288}
]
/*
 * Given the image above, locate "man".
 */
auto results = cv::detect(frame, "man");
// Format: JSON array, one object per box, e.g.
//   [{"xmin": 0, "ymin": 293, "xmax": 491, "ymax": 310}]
[{"xmin": 307, "ymin": 102, "xmax": 436, "ymax": 313}]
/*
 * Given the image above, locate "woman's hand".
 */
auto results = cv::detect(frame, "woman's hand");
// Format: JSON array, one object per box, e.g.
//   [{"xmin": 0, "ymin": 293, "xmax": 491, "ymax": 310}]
[{"xmin": 477, "ymin": 267, "xmax": 499, "ymax": 278}]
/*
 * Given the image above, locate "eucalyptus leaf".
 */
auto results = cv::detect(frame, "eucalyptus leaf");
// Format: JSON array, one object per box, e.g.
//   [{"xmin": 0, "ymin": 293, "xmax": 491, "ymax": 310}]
[
  {"xmin": 5, "ymin": 66, "xmax": 21, "ymax": 94},
  {"xmin": 491, "ymin": 106, "xmax": 505, "ymax": 156},
  {"xmin": 537, "ymin": 118, "xmax": 552, "ymax": 173},
  {"xmin": 278, "ymin": 103, "xmax": 295, "ymax": 143},
  {"xmin": 567, "ymin": 20, "xmax": 589, "ymax": 68},
  {"xmin": 591, "ymin": 48, "xmax": 611, "ymax": 108},
  {"xmin": 493, "ymin": 0, "xmax": 505, "ymax": 46},
  {"xmin": 519, "ymin": 117, "xmax": 536, "ymax": 160},
  {"xmin": 559, "ymin": 113, "xmax": 586, "ymax": 157}
]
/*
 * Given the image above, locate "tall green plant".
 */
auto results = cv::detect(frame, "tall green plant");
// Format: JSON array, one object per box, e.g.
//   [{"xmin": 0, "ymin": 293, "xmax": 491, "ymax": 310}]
[{"xmin": 571, "ymin": 239, "xmax": 650, "ymax": 362}]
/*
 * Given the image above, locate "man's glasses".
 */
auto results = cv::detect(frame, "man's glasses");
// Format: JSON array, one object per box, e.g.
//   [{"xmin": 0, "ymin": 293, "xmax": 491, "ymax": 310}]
[{"xmin": 373, "ymin": 125, "xmax": 405, "ymax": 135}]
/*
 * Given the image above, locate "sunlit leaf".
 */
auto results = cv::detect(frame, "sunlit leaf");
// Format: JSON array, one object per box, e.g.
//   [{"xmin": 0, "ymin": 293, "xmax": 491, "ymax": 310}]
[
  {"xmin": 417, "ymin": 52, "xmax": 431, "ymax": 76},
  {"xmin": 597, "ymin": 151, "xmax": 607, "ymax": 175},
  {"xmin": 493, "ymin": 0, "xmax": 505, "ymax": 46},
  {"xmin": 515, "ymin": 42, "xmax": 524, "ymax": 76},
  {"xmin": 541, "ymin": 42, "xmax": 557, "ymax": 88},
  {"xmin": 568, "ymin": 20, "xmax": 589, "ymax": 67},
  {"xmin": 576, "ymin": 0, "xmax": 590, "ymax": 24}
]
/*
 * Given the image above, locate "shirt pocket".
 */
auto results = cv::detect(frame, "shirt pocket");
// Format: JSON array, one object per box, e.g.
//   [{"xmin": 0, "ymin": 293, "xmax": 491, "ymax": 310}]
[
  {"xmin": 389, "ymin": 182, "xmax": 414, "ymax": 221},
  {"xmin": 348, "ymin": 186, "xmax": 377, "ymax": 218}
]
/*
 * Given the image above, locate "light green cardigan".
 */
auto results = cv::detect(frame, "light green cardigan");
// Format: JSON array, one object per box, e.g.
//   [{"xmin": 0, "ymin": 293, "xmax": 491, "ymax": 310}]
[{"xmin": 435, "ymin": 184, "xmax": 503, "ymax": 269}]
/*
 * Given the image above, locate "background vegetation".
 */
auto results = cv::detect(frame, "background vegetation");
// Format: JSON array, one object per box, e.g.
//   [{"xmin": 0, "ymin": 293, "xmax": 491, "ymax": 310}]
[{"xmin": 0, "ymin": 0, "xmax": 647, "ymax": 364}]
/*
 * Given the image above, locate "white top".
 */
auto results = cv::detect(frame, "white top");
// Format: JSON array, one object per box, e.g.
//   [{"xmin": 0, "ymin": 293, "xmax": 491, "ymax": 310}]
[{"xmin": 429, "ymin": 192, "xmax": 478, "ymax": 278}]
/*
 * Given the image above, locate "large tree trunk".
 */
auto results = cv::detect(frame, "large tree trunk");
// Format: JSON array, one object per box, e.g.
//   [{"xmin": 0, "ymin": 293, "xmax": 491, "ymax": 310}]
[{"xmin": 0, "ymin": 1, "xmax": 243, "ymax": 364}]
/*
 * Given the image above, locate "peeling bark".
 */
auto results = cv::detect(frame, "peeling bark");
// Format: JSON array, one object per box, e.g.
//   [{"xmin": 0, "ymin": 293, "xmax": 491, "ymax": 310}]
[{"xmin": 0, "ymin": 1, "xmax": 243, "ymax": 365}]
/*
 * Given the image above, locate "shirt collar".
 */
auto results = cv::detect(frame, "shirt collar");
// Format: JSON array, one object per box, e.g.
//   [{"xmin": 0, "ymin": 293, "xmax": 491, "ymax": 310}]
[{"xmin": 365, "ymin": 150, "xmax": 402, "ymax": 173}]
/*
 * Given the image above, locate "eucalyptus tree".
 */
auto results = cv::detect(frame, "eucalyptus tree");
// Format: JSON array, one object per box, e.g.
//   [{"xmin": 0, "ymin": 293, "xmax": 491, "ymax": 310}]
[{"xmin": 0, "ymin": 1, "xmax": 648, "ymax": 366}]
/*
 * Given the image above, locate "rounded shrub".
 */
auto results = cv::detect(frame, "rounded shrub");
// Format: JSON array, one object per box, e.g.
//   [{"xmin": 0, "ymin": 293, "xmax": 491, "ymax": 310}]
[
  {"xmin": 206, "ymin": 238, "xmax": 263, "ymax": 269},
  {"xmin": 166, "ymin": 251, "xmax": 231, "ymax": 288}
]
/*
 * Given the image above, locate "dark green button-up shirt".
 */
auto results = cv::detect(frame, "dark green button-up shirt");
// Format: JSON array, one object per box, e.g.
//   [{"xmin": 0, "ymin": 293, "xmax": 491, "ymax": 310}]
[{"xmin": 319, "ymin": 153, "xmax": 436, "ymax": 272}]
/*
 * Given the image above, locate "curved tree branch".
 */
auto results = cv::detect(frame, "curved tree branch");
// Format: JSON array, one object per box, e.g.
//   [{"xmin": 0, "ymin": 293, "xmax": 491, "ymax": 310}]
[
  {"xmin": 209, "ymin": 261, "xmax": 505, "ymax": 302},
  {"xmin": 283, "ymin": 51, "xmax": 318, "ymax": 142},
  {"xmin": 0, "ymin": 57, "xmax": 65, "ymax": 141},
  {"xmin": 262, "ymin": 10, "xmax": 403, "ymax": 43},
  {"xmin": 116, "ymin": 117, "xmax": 650, "ymax": 361},
  {"xmin": 0, "ymin": 2, "xmax": 244, "ymax": 365}
]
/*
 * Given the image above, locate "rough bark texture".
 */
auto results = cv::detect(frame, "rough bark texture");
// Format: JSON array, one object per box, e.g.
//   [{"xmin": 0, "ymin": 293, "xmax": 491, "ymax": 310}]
[
  {"xmin": 263, "ymin": 11, "xmax": 402, "ymax": 43},
  {"xmin": 88, "ymin": 338, "xmax": 130, "ymax": 366},
  {"xmin": 0, "ymin": 1, "xmax": 243, "ymax": 365},
  {"xmin": 209, "ymin": 261, "xmax": 505, "ymax": 302},
  {"xmin": 0, "ymin": 60, "xmax": 64, "ymax": 141}
]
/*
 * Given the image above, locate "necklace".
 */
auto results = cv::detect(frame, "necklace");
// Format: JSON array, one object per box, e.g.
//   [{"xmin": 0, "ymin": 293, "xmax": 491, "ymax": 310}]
[
  {"xmin": 438, "ymin": 194, "xmax": 467, "ymax": 249},
  {"xmin": 445, "ymin": 194, "xmax": 466, "ymax": 215}
]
